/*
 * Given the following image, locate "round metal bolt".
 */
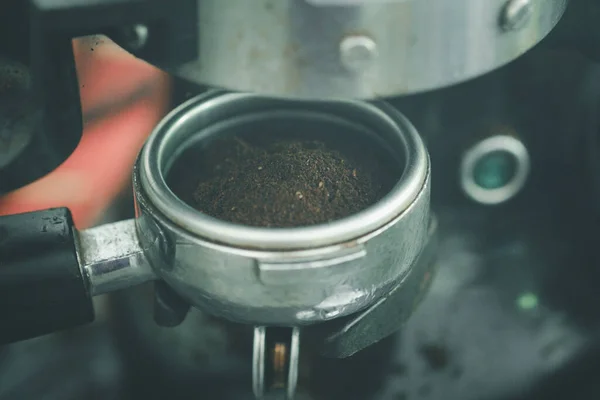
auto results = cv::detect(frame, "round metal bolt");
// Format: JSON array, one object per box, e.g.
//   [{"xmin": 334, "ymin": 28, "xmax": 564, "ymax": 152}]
[
  {"xmin": 501, "ymin": 0, "xmax": 533, "ymax": 32},
  {"xmin": 339, "ymin": 35, "xmax": 378, "ymax": 73}
]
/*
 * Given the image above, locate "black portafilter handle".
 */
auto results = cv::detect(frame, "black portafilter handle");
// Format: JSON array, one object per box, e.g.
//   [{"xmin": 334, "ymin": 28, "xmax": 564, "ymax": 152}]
[{"xmin": 0, "ymin": 208, "xmax": 94, "ymax": 345}]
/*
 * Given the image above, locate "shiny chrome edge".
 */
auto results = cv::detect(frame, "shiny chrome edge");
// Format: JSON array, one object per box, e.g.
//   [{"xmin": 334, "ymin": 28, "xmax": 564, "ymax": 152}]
[{"xmin": 139, "ymin": 91, "xmax": 429, "ymax": 250}]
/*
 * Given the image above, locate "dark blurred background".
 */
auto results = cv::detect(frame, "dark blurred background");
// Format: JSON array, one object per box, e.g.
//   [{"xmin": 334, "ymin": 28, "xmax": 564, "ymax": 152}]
[{"xmin": 3, "ymin": 8, "xmax": 600, "ymax": 399}]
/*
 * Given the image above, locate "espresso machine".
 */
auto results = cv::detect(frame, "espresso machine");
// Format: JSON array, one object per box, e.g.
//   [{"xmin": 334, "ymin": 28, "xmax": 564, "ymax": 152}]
[{"xmin": 2, "ymin": 1, "xmax": 600, "ymax": 399}]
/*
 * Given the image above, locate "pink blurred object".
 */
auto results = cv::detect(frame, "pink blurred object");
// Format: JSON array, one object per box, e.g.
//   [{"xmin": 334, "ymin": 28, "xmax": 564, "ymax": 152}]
[{"xmin": 0, "ymin": 37, "xmax": 171, "ymax": 228}]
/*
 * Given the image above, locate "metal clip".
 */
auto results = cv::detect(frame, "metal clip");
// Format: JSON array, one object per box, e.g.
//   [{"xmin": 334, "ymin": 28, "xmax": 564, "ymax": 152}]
[{"xmin": 253, "ymin": 326, "xmax": 300, "ymax": 399}]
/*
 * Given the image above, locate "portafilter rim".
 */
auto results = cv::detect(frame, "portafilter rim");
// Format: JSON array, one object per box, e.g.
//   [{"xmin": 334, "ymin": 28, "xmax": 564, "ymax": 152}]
[{"xmin": 139, "ymin": 91, "xmax": 428, "ymax": 250}]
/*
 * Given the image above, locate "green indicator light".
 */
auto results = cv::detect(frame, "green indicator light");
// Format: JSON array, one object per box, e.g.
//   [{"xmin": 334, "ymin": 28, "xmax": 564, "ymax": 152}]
[
  {"xmin": 472, "ymin": 150, "xmax": 518, "ymax": 190},
  {"xmin": 517, "ymin": 292, "xmax": 538, "ymax": 310}
]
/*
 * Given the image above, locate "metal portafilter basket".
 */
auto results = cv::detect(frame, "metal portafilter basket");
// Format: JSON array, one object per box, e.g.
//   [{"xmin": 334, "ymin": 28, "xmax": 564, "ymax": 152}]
[{"xmin": 0, "ymin": 91, "xmax": 433, "ymax": 399}]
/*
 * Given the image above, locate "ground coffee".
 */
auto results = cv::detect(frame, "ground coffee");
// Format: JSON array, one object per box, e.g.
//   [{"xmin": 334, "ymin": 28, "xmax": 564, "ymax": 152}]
[{"xmin": 168, "ymin": 133, "xmax": 398, "ymax": 228}]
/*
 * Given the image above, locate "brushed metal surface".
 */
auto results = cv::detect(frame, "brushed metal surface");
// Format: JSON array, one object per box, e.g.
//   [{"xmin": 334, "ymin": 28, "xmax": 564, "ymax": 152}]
[{"xmin": 171, "ymin": 0, "xmax": 568, "ymax": 99}]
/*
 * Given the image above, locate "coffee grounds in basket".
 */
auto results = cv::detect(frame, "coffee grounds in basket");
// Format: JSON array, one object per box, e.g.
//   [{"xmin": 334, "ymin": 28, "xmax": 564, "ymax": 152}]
[{"xmin": 169, "ymin": 135, "xmax": 397, "ymax": 228}]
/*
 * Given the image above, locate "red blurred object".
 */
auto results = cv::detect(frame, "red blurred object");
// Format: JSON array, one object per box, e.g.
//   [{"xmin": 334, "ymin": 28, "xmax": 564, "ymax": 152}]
[{"xmin": 0, "ymin": 37, "xmax": 171, "ymax": 228}]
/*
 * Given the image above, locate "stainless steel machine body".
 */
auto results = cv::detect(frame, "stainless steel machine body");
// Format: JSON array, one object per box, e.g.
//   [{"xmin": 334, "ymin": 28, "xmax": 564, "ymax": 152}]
[{"xmin": 172, "ymin": 0, "xmax": 568, "ymax": 99}]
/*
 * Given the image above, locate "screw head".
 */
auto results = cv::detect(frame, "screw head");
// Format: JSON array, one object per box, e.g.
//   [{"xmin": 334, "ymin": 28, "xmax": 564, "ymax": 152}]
[
  {"xmin": 339, "ymin": 35, "xmax": 378, "ymax": 73},
  {"xmin": 501, "ymin": 0, "xmax": 533, "ymax": 32},
  {"xmin": 122, "ymin": 24, "xmax": 149, "ymax": 51}
]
